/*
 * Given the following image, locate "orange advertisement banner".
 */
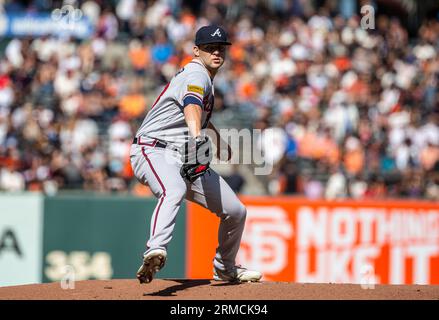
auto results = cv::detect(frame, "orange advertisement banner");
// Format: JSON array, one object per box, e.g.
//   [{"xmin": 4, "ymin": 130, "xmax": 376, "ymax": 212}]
[{"xmin": 187, "ymin": 198, "xmax": 439, "ymax": 284}]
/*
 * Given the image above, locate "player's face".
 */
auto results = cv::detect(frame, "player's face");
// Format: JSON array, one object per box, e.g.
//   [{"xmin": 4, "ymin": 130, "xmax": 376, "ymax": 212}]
[{"xmin": 197, "ymin": 44, "xmax": 228, "ymax": 70}]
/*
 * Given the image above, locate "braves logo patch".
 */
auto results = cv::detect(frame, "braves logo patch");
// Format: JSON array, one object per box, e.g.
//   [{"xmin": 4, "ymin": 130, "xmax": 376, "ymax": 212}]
[{"xmin": 187, "ymin": 85, "xmax": 204, "ymax": 95}]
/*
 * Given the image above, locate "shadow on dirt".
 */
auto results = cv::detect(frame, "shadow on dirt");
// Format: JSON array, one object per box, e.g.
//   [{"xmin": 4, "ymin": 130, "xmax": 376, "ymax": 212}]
[
  {"xmin": 210, "ymin": 281, "xmax": 243, "ymax": 287},
  {"xmin": 144, "ymin": 279, "xmax": 212, "ymax": 297}
]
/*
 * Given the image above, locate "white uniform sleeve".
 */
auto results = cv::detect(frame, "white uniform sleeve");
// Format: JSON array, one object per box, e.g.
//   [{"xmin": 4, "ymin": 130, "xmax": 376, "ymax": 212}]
[{"xmin": 177, "ymin": 71, "xmax": 210, "ymax": 108}]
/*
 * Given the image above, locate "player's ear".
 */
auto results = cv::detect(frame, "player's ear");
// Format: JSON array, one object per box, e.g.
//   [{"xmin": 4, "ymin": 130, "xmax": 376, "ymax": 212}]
[{"xmin": 193, "ymin": 46, "xmax": 200, "ymax": 57}]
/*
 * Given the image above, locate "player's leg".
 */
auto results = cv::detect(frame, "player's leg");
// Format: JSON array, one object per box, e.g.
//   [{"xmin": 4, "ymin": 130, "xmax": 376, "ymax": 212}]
[
  {"xmin": 186, "ymin": 169, "xmax": 262, "ymax": 282},
  {"xmin": 130, "ymin": 145, "xmax": 187, "ymax": 282}
]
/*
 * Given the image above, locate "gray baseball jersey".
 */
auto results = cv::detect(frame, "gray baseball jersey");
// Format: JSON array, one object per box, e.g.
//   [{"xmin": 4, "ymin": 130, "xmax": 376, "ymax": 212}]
[{"xmin": 136, "ymin": 60, "xmax": 214, "ymax": 148}]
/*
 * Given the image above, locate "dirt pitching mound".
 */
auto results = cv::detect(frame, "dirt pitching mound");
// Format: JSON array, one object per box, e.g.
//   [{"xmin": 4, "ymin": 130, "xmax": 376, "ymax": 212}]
[{"xmin": 0, "ymin": 280, "xmax": 438, "ymax": 300}]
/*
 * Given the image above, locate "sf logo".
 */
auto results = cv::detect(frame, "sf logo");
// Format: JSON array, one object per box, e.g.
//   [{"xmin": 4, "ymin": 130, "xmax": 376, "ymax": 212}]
[{"xmin": 237, "ymin": 207, "xmax": 293, "ymax": 277}]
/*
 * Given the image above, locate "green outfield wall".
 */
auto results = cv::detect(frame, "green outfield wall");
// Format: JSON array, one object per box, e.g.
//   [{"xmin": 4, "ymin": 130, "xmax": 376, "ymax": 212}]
[{"xmin": 0, "ymin": 193, "xmax": 186, "ymax": 286}]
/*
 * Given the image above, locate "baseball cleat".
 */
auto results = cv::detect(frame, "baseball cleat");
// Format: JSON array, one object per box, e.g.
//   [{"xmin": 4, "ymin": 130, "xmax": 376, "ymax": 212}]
[
  {"xmin": 136, "ymin": 249, "xmax": 167, "ymax": 284},
  {"xmin": 213, "ymin": 266, "xmax": 262, "ymax": 283}
]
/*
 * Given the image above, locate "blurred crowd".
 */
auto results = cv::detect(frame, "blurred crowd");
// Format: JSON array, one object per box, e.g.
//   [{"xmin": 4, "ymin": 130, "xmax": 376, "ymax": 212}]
[{"xmin": 0, "ymin": 0, "xmax": 438, "ymax": 200}]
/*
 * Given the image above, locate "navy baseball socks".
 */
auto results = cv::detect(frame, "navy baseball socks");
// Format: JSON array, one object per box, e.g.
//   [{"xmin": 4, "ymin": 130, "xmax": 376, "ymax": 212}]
[{"xmin": 136, "ymin": 248, "xmax": 167, "ymax": 284}]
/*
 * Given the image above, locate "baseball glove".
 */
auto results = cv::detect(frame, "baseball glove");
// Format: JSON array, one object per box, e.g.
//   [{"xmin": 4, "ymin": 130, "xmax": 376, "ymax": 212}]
[{"xmin": 180, "ymin": 136, "xmax": 212, "ymax": 183}]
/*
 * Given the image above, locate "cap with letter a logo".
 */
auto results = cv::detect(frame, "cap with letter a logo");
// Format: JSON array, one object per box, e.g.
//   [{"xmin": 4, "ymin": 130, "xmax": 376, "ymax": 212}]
[{"xmin": 195, "ymin": 25, "xmax": 232, "ymax": 46}]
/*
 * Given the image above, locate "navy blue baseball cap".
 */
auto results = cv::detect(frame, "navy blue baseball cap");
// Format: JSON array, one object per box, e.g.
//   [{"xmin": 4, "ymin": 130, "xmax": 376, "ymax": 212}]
[{"xmin": 195, "ymin": 25, "xmax": 232, "ymax": 46}]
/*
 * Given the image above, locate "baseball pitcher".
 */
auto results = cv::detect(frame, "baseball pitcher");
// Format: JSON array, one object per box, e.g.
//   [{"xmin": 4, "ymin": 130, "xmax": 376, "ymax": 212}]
[{"xmin": 130, "ymin": 25, "xmax": 262, "ymax": 283}]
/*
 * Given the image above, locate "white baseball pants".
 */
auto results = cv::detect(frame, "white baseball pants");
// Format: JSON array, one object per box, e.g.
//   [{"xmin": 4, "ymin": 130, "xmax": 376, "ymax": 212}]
[{"xmin": 130, "ymin": 139, "xmax": 247, "ymax": 271}]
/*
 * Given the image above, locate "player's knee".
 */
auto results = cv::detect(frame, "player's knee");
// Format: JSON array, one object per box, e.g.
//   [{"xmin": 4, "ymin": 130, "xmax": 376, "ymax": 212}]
[
  {"xmin": 165, "ymin": 186, "xmax": 187, "ymax": 204},
  {"xmin": 229, "ymin": 201, "xmax": 247, "ymax": 223},
  {"xmin": 238, "ymin": 203, "xmax": 247, "ymax": 222}
]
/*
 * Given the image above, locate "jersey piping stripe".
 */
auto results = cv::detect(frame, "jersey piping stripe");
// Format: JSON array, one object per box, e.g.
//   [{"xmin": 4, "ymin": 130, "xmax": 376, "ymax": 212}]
[
  {"xmin": 137, "ymin": 137, "xmax": 158, "ymax": 147},
  {"xmin": 141, "ymin": 147, "xmax": 166, "ymax": 236},
  {"xmin": 151, "ymin": 82, "xmax": 170, "ymax": 110}
]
